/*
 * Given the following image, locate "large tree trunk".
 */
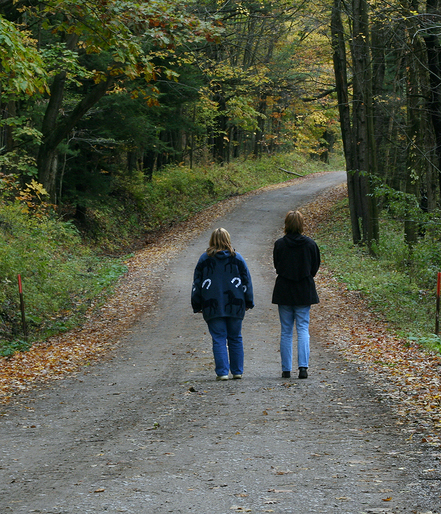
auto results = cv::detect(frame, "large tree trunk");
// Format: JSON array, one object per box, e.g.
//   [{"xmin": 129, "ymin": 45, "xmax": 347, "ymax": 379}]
[
  {"xmin": 423, "ymin": 0, "xmax": 441, "ymax": 195},
  {"xmin": 37, "ymin": 74, "xmax": 114, "ymax": 202},
  {"xmin": 37, "ymin": 70, "xmax": 68, "ymax": 201},
  {"xmin": 331, "ymin": 0, "xmax": 361, "ymax": 243},
  {"xmin": 350, "ymin": 0, "xmax": 379, "ymax": 249}
]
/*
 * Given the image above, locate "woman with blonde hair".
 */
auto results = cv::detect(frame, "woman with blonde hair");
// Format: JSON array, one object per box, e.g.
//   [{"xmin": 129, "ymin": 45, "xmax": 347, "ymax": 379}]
[
  {"xmin": 192, "ymin": 228, "xmax": 254, "ymax": 380},
  {"xmin": 272, "ymin": 210, "xmax": 320, "ymax": 379}
]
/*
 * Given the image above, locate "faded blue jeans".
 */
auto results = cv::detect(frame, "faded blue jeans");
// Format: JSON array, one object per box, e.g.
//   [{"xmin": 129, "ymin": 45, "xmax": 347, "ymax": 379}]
[
  {"xmin": 278, "ymin": 305, "xmax": 310, "ymax": 371},
  {"xmin": 207, "ymin": 317, "xmax": 244, "ymax": 377}
]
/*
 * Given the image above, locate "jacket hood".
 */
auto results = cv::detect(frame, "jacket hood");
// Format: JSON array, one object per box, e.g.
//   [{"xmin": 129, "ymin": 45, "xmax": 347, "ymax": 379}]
[
  {"xmin": 214, "ymin": 250, "xmax": 232, "ymax": 259},
  {"xmin": 284, "ymin": 233, "xmax": 308, "ymax": 247}
]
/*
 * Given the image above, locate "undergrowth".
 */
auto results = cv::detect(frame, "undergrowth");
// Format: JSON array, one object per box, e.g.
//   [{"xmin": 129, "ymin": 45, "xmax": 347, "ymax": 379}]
[
  {"xmin": 76, "ymin": 152, "xmax": 335, "ymax": 251},
  {"xmin": 0, "ymin": 152, "xmax": 337, "ymax": 354},
  {"xmin": 315, "ymin": 197, "xmax": 441, "ymax": 353},
  {"xmin": 0, "ymin": 203, "xmax": 129, "ymax": 354}
]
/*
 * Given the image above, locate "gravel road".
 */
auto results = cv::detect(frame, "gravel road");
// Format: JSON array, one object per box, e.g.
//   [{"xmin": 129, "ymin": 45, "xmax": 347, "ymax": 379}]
[{"xmin": 1, "ymin": 170, "xmax": 440, "ymax": 514}]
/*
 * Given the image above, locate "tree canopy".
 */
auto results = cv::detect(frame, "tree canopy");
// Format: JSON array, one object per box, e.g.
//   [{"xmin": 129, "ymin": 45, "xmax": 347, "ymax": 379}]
[
  {"xmin": 1, "ymin": 0, "xmax": 440, "ymax": 252},
  {"xmin": 0, "ymin": 0, "xmax": 338, "ymax": 202}
]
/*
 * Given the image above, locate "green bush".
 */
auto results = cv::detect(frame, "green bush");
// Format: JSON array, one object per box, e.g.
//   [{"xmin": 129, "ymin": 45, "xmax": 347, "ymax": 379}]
[
  {"xmin": 315, "ymin": 198, "xmax": 441, "ymax": 348},
  {"xmin": 0, "ymin": 203, "xmax": 127, "ymax": 351}
]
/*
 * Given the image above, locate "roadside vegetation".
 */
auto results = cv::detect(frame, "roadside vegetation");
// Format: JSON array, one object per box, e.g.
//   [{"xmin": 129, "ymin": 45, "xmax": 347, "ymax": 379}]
[
  {"xmin": 3, "ymin": 150, "xmax": 441, "ymax": 359},
  {"xmin": 0, "ymin": 151, "xmax": 331, "ymax": 355},
  {"xmin": 72, "ymin": 151, "xmax": 329, "ymax": 252},
  {"xmin": 314, "ymin": 194, "xmax": 441, "ymax": 354},
  {"xmin": 0, "ymin": 201, "xmax": 127, "ymax": 355}
]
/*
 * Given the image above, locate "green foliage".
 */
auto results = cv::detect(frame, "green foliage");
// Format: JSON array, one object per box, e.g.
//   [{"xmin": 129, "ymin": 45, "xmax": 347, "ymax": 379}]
[
  {"xmin": 0, "ymin": 16, "xmax": 48, "ymax": 99},
  {"xmin": 0, "ymin": 117, "xmax": 43, "ymax": 179},
  {"xmin": 42, "ymin": 43, "xmax": 93, "ymax": 84},
  {"xmin": 315, "ymin": 198, "xmax": 441, "ymax": 347},
  {"xmin": 0, "ymin": 340, "xmax": 32, "ymax": 358},
  {"xmin": 0, "ymin": 203, "xmax": 127, "ymax": 350},
  {"xmin": 0, "ymin": 17, "xmax": 48, "ymax": 179},
  {"xmin": 373, "ymin": 180, "xmax": 427, "ymax": 222},
  {"xmin": 406, "ymin": 333, "xmax": 441, "ymax": 353},
  {"xmin": 1, "ymin": 0, "xmax": 340, "ymax": 210},
  {"xmin": 0, "ymin": 149, "xmax": 334, "ymax": 353},
  {"xmin": 76, "ymin": 151, "xmax": 336, "ymax": 250}
]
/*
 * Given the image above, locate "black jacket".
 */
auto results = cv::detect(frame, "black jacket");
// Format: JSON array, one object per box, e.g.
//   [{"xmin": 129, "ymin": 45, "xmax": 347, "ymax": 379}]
[{"xmin": 272, "ymin": 233, "xmax": 320, "ymax": 306}]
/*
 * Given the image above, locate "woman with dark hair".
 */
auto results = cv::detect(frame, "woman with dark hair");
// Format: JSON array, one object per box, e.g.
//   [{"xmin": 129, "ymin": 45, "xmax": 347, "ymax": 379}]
[
  {"xmin": 192, "ymin": 228, "xmax": 254, "ymax": 381},
  {"xmin": 272, "ymin": 211, "xmax": 320, "ymax": 379}
]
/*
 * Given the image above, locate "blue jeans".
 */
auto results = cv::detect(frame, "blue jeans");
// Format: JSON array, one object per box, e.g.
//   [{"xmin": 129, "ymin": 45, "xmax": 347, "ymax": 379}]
[
  {"xmin": 207, "ymin": 317, "xmax": 244, "ymax": 376},
  {"xmin": 278, "ymin": 305, "xmax": 310, "ymax": 371}
]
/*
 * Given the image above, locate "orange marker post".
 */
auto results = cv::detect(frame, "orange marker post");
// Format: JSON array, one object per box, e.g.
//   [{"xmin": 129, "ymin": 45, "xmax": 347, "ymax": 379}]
[
  {"xmin": 436, "ymin": 272, "xmax": 441, "ymax": 335},
  {"xmin": 18, "ymin": 274, "xmax": 27, "ymax": 340}
]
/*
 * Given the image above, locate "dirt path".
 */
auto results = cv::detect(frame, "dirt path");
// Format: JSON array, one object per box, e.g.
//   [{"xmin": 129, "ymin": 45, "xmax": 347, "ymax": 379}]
[{"xmin": 1, "ymin": 170, "xmax": 440, "ymax": 514}]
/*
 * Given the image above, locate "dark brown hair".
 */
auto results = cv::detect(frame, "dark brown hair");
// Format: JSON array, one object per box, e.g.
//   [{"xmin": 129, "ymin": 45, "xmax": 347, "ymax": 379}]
[{"xmin": 284, "ymin": 210, "xmax": 304, "ymax": 234}]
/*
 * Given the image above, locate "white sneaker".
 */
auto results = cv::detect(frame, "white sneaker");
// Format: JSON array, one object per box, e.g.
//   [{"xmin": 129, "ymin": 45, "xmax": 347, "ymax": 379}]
[
  {"xmin": 216, "ymin": 375, "xmax": 229, "ymax": 381},
  {"xmin": 232, "ymin": 374, "xmax": 242, "ymax": 379}
]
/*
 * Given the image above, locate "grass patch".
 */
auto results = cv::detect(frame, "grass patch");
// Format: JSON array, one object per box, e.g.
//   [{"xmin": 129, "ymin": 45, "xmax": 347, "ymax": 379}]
[
  {"xmin": 0, "ymin": 203, "xmax": 128, "ymax": 353},
  {"xmin": 315, "ymin": 197, "xmax": 441, "ymax": 351},
  {"xmin": 77, "ymin": 152, "xmax": 342, "ymax": 251}
]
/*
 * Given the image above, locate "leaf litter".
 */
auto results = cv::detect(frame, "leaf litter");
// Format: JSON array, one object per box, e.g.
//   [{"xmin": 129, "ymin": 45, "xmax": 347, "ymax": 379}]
[
  {"xmin": 0, "ymin": 175, "xmax": 440, "ymax": 451},
  {"xmin": 307, "ymin": 183, "xmax": 441, "ymax": 448}
]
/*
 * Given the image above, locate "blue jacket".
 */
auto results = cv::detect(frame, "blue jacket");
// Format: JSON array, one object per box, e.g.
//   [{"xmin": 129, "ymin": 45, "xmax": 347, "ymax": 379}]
[{"xmin": 192, "ymin": 250, "xmax": 254, "ymax": 321}]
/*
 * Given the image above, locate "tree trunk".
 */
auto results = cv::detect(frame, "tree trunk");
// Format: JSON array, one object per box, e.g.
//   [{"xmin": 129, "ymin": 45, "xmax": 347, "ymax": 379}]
[
  {"xmin": 370, "ymin": 20, "xmax": 386, "ymax": 177},
  {"xmin": 423, "ymin": 0, "xmax": 441, "ymax": 195},
  {"xmin": 350, "ymin": 0, "xmax": 379, "ymax": 249},
  {"xmin": 253, "ymin": 97, "xmax": 266, "ymax": 158},
  {"xmin": 405, "ymin": 2, "xmax": 423, "ymax": 246},
  {"xmin": 331, "ymin": 0, "xmax": 361, "ymax": 243},
  {"xmin": 212, "ymin": 93, "xmax": 228, "ymax": 163},
  {"xmin": 37, "ymin": 75, "xmax": 114, "ymax": 201}
]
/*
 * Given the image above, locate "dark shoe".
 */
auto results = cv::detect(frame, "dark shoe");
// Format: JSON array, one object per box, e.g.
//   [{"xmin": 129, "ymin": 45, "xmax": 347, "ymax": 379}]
[
  {"xmin": 282, "ymin": 371, "xmax": 291, "ymax": 378},
  {"xmin": 298, "ymin": 367, "xmax": 308, "ymax": 379}
]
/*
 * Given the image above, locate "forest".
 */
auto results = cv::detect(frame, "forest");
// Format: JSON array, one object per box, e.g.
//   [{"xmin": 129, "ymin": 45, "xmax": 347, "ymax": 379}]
[
  {"xmin": 1, "ymin": 0, "xmax": 441, "ymax": 350},
  {"xmin": 0, "ymin": 1, "xmax": 338, "ymax": 203}
]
